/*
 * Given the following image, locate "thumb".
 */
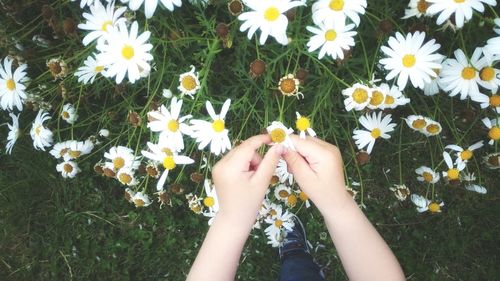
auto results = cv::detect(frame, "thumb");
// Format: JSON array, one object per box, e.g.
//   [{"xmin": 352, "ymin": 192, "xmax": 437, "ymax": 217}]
[
  {"xmin": 252, "ymin": 144, "xmax": 284, "ymax": 187},
  {"xmin": 282, "ymin": 149, "xmax": 316, "ymax": 185}
]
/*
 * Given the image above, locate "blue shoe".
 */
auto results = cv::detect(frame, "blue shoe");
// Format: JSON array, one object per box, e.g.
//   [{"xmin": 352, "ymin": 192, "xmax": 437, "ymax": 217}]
[{"xmin": 279, "ymin": 214, "xmax": 311, "ymax": 260}]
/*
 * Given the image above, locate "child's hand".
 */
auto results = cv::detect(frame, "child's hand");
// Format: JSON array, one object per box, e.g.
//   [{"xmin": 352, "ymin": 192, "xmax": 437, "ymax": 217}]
[
  {"xmin": 212, "ymin": 134, "xmax": 284, "ymax": 227},
  {"xmin": 282, "ymin": 135, "xmax": 352, "ymax": 214}
]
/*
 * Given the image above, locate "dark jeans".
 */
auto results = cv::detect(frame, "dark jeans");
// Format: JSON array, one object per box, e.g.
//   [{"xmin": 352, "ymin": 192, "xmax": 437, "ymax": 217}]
[{"xmin": 279, "ymin": 251, "xmax": 325, "ymax": 281}]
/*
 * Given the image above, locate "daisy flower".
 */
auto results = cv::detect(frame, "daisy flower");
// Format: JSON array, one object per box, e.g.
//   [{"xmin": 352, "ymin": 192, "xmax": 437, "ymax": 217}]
[
  {"xmin": 266, "ymin": 230, "xmax": 284, "ymax": 248},
  {"xmin": 404, "ymin": 115, "xmax": 428, "ymax": 132},
  {"xmin": 476, "ymin": 92, "xmax": 500, "ymax": 113},
  {"xmin": 306, "ymin": 17, "xmax": 357, "ymax": 60},
  {"xmin": 96, "ymin": 21, "xmax": 153, "ymax": 84},
  {"xmin": 30, "ymin": 110, "xmax": 53, "ymax": 151},
  {"xmin": 202, "ymin": 179, "xmax": 219, "ymax": 225},
  {"xmin": 410, "ymin": 194, "xmax": 430, "ymax": 213},
  {"xmin": 296, "ymin": 189, "xmax": 311, "ymax": 208},
  {"xmin": 125, "ymin": 0, "xmax": 182, "ymax": 18},
  {"xmin": 483, "ymin": 152, "xmax": 500, "ymax": 169},
  {"xmin": 415, "ymin": 166, "xmax": 440, "ymax": 184},
  {"xmin": 131, "ymin": 191, "xmax": 152, "ymax": 208},
  {"xmin": 439, "ymin": 48, "xmax": 483, "ymax": 101},
  {"xmin": 78, "ymin": 0, "xmax": 127, "ymax": 46},
  {"xmin": 141, "ymin": 142, "xmax": 194, "ymax": 190},
  {"xmin": 116, "ymin": 167, "xmax": 139, "ymax": 186},
  {"xmin": 402, "ymin": 0, "xmax": 433, "ymax": 19},
  {"xmin": 377, "ymin": 83, "xmax": 411, "ymax": 109},
  {"xmin": 352, "ymin": 112, "xmax": 397, "ymax": 154},
  {"xmin": 147, "ymin": 97, "xmax": 193, "ymax": 152},
  {"xmin": 66, "ymin": 140, "xmax": 94, "ymax": 161},
  {"xmin": 56, "ymin": 160, "xmax": 81, "ymax": 179},
  {"xmin": 481, "ymin": 117, "xmax": 500, "ymax": 145},
  {"xmin": 71, "ymin": 0, "xmax": 110, "ymax": 9},
  {"xmin": 312, "ymin": 0, "xmax": 367, "ymax": 27},
  {"xmin": 267, "ymin": 121, "xmax": 295, "ymax": 150},
  {"xmin": 389, "ymin": 184, "xmax": 411, "ymax": 201},
  {"xmin": 427, "ymin": 201, "xmax": 444, "ymax": 213},
  {"xmin": 465, "ymin": 184, "xmax": 487, "ymax": 194},
  {"xmin": 278, "ymin": 74, "xmax": 302, "ymax": 98},
  {"xmin": 442, "ymin": 151, "xmax": 466, "ymax": 182},
  {"xmin": 366, "ymin": 86, "xmax": 387, "ymax": 110},
  {"xmin": 5, "ymin": 113, "xmax": 20, "ymax": 154},
  {"xmin": 264, "ymin": 206, "xmax": 294, "ymax": 238},
  {"xmin": 379, "ymin": 31, "xmax": 444, "ymax": 90},
  {"xmin": 295, "ymin": 112, "xmax": 316, "ymax": 139},
  {"xmin": 423, "ymin": 62, "xmax": 443, "ymax": 96},
  {"xmin": 421, "ymin": 118, "xmax": 442, "ymax": 137},
  {"xmin": 426, "ymin": 0, "xmax": 497, "ymax": 29},
  {"xmin": 274, "ymin": 184, "xmax": 292, "ymax": 203},
  {"xmin": 238, "ymin": 0, "xmax": 305, "ymax": 45},
  {"xmin": 275, "ymin": 159, "xmax": 294, "ymax": 185},
  {"xmin": 61, "ymin": 103, "xmax": 78, "ymax": 124},
  {"xmin": 74, "ymin": 54, "xmax": 105, "ymax": 84},
  {"xmin": 476, "ymin": 50, "xmax": 500, "ymax": 93},
  {"xmin": 485, "ymin": 18, "xmax": 500, "ymax": 57},
  {"xmin": 0, "ymin": 57, "xmax": 29, "ymax": 111},
  {"xmin": 104, "ymin": 146, "xmax": 141, "ymax": 171},
  {"xmin": 342, "ymin": 83, "xmax": 372, "ymax": 111},
  {"xmin": 190, "ymin": 99, "xmax": 232, "ymax": 156},
  {"xmin": 186, "ymin": 193, "xmax": 203, "ymax": 214},
  {"xmin": 50, "ymin": 141, "xmax": 72, "ymax": 159},
  {"xmin": 445, "ymin": 141, "xmax": 484, "ymax": 164},
  {"xmin": 177, "ymin": 66, "xmax": 200, "ymax": 99}
]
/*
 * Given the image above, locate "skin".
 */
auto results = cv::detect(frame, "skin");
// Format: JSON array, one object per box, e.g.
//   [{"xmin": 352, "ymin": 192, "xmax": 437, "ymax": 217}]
[{"xmin": 187, "ymin": 134, "xmax": 405, "ymax": 281}]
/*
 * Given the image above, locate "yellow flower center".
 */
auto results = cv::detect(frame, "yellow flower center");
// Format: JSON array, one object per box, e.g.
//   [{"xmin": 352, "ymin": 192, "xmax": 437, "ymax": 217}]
[
  {"xmin": 299, "ymin": 191, "xmax": 308, "ymax": 202},
  {"xmin": 203, "ymin": 196, "xmax": 215, "ymax": 207},
  {"xmin": 35, "ymin": 125, "xmax": 42, "ymax": 135},
  {"xmin": 426, "ymin": 124, "xmax": 441, "ymax": 134},
  {"xmin": 134, "ymin": 199, "xmax": 145, "ymax": 207},
  {"xmin": 167, "ymin": 119, "xmax": 179, "ymax": 132},
  {"xmin": 371, "ymin": 128, "xmax": 382, "ymax": 139},
  {"xmin": 454, "ymin": 0, "xmax": 465, "ymax": 3},
  {"xmin": 422, "ymin": 171, "xmax": 434, "ymax": 183},
  {"xmin": 264, "ymin": 6, "xmax": 280, "ymax": 21},
  {"xmin": 119, "ymin": 173, "xmax": 133, "ymax": 184},
  {"xmin": 6, "ymin": 79, "xmax": 16, "ymax": 91},
  {"xmin": 94, "ymin": 65, "xmax": 104, "ymax": 72},
  {"xmin": 296, "ymin": 116, "xmax": 310, "ymax": 131},
  {"xmin": 60, "ymin": 148, "xmax": 69, "ymax": 157},
  {"xmin": 181, "ymin": 75, "xmax": 197, "ymax": 91},
  {"xmin": 324, "ymin": 29, "xmax": 337, "ymax": 41},
  {"xmin": 488, "ymin": 127, "xmax": 500, "ymax": 140},
  {"xmin": 370, "ymin": 91, "xmax": 384, "ymax": 106},
  {"xmin": 460, "ymin": 150, "xmax": 473, "ymax": 160},
  {"xmin": 461, "ymin": 67, "xmax": 476, "ymax": 80},
  {"xmin": 412, "ymin": 119, "xmax": 427, "ymax": 129},
  {"xmin": 447, "ymin": 168, "xmax": 459, "ymax": 180},
  {"xmin": 63, "ymin": 163, "xmax": 73, "ymax": 173},
  {"xmin": 270, "ymin": 128, "xmax": 286, "ymax": 143},
  {"xmin": 402, "ymin": 54, "xmax": 416, "ymax": 68},
  {"xmin": 274, "ymin": 219, "xmax": 283, "ymax": 228},
  {"xmin": 68, "ymin": 150, "xmax": 81, "ymax": 158},
  {"xmin": 287, "ymin": 194, "xmax": 297, "ymax": 206},
  {"xmin": 384, "ymin": 95, "xmax": 395, "ymax": 105},
  {"xmin": 163, "ymin": 156, "xmax": 176, "ymax": 170},
  {"xmin": 278, "ymin": 189, "xmax": 289, "ymax": 198},
  {"xmin": 417, "ymin": 0, "xmax": 429, "ymax": 13},
  {"xmin": 161, "ymin": 147, "xmax": 173, "ymax": 156},
  {"xmin": 269, "ymin": 209, "xmax": 277, "ymax": 216},
  {"xmin": 480, "ymin": 67, "xmax": 495, "ymax": 81},
  {"xmin": 191, "ymin": 204, "xmax": 202, "ymax": 213},
  {"xmin": 428, "ymin": 202, "xmax": 441, "ymax": 213},
  {"xmin": 62, "ymin": 111, "xmax": 70, "ymax": 119},
  {"xmin": 352, "ymin": 88, "xmax": 369, "ymax": 104},
  {"xmin": 113, "ymin": 157, "xmax": 125, "ymax": 170},
  {"xmin": 212, "ymin": 119, "xmax": 225, "ymax": 133},
  {"xmin": 329, "ymin": 0, "xmax": 344, "ymax": 11},
  {"xmin": 121, "ymin": 45, "xmax": 135, "ymax": 60},
  {"xmin": 279, "ymin": 78, "xmax": 296, "ymax": 94},
  {"xmin": 490, "ymin": 95, "xmax": 500, "ymax": 107},
  {"xmin": 101, "ymin": 20, "xmax": 113, "ymax": 32}
]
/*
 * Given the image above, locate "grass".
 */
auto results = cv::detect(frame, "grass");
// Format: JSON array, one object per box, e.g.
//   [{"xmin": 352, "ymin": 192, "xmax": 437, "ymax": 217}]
[{"xmin": 0, "ymin": 0, "xmax": 499, "ymax": 280}]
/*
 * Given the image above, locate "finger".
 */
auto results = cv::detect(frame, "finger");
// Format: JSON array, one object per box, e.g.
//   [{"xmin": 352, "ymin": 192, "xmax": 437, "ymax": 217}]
[
  {"xmin": 237, "ymin": 134, "xmax": 272, "ymax": 153},
  {"xmin": 289, "ymin": 134, "xmax": 327, "ymax": 160},
  {"xmin": 225, "ymin": 134, "xmax": 271, "ymax": 167},
  {"xmin": 249, "ymin": 152, "xmax": 262, "ymax": 171},
  {"xmin": 282, "ymin": 149, "xmax": 317, "ymax": 184},
  {"xmin": 252, "ymin": 144, "xmax": 284, "ymax": 187}
]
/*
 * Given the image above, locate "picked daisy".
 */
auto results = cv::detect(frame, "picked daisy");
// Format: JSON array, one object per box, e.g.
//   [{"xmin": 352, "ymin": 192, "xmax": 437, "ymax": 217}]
[
  {"xmin": 342, "ymin": 83, "xmax": 372, "ymax": 111},
  {"xmin": 481, "ymin": 117, "xmax": 500, "ymax": 145},
  {"xmin": 96, "ymin": 21, "xmax": 153, "ymax": 84},
  {"xmin": 296, "ymin": 189, "xmax": 311, "ymax": 208},
  {"xmin": 56, "ymin": 160, "xmax": 81, "ymax": 179},
  {"xmin": 415, "ymin": 166, "xmax": 440, "ymax": 184},
  {"xmin": 312, "ymin": 0, "xmax": 367, "ymax": 27},
  {"xmin": 30, "ymin": 110, "xmax": 53, "ymax": 151},
  {"xmin": 295, "ymin": 112, "xmax": 316, "ymax": 139},
  {"xmin": 5, "ymin": 113, "xmax": 20, "ymax": 154},
  {"xmin": 202, "ymin": 179, "xmax": 219, "ymax": 225},
  {"xmin": 267, "ymin": 121, "xmax": 295, "ymax": 150},
  {"xmin": 147, "ymin": 96, "xmax": 193, "ymax": 152},
  {"xmin": 442, "ymin": 151, "xmax": 466, "ymax": 182},
  {"xmin": 379, "ymin": 31, "xmax": 444, "ymax": 90},
  {"xmin": 131, "ymin": 191, "xmax": 152, "ymax": 208},
  {"xmin": 78, "ymin": 0, "xmax": 126, "ymax": 46},
  {"xmin": 426, "ymin": 0, "xmax": 497, "ymax": 28},
  {"xmin": 306, "ymin": 17, "xmax": 357, "ymax": 60},
  {"xmin": 141, "ymin": 142, "xmax": 195, "ymax": 190},
  {"xmin": 177, "ymin": 66, "xmax": 200, "ymax": 99},
  {"xmin": 61, "ymin": 103, "xmax": 78, "ymax": 124},
  {"xmin": 238, "ymin": 0, "xmax": 305, "ymax": 45},
  {"xmin": 402, "ymin": 0, "xmax": 433, "ymax": 19},
  {"xmin": 352, "ymin": 112, "xmax": 397, "ymax": 154},
  {"xmin": 125, "ymin": 0, "xmax": 182, "ymax": 18},
  {"xmin": 275, "ymin": 159, "xmax": 294, "ymax": 185},
  {"xmin": 104, "ymin": 145, "xmax": 141, "ymax": 171},
  {"xmin": 445, "ymin": 141, "xmax": 484, "ymax": 164},
  {"xmin": 74, "ymin": 54, "xmax": 105, "ymax": 84},
  {"xmin": 0, "ymin": 57, "xmax": 29, "ymax": 111}
]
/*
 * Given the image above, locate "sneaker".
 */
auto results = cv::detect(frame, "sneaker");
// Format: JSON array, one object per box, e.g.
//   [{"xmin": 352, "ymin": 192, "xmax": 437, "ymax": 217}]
[{"xmin": 278, "ymin": 214, "xmax": 311, "ymax": 259}]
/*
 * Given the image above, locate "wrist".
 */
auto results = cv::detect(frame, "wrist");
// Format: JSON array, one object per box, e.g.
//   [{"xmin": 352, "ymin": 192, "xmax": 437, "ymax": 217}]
[
  {"xmin": 215, "ymin": 209, "xmax": 257, "ymax": 232},
  {"xmin": 317, "ymin": 190, "xmax": 357, "ymax": 218}
]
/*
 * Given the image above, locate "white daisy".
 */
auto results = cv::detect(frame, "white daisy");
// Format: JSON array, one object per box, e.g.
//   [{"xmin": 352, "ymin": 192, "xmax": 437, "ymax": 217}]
[
  {"xmin": 266, "ymin": 230, "xmax": 284, "ymax": 248},
  {"xmin": 445, "ymin": 141, "xmax": 484, "ymax": 164},
  {"xmin": 266, "ymin": 121, "xmax": 295, "ymax": 150},
  {"xmin": 96, "ymin": 21, "xmax": 153, "ymax": 84},
  {"xmin": 481, "ymin": 117, "xmax": 500, "ymax": 145},
  {"xmin": 421, "ymin": 118, "xmax": 442, "ymax": 137},
  {"xmin": 264, "ymin": 206, "xmax": 294, "ymax": 238},
  {"xmin": 404, "ymin": 114, "xmax": 428, "ymax": 132},
  {"xmin": 415, "ymin": 166, "xmax": 440, "ymax": 184},
  {"xmin": 476, "ymin": 92, "xmax": 500, "ymax": 113},
  {"xmin": 65, "ymin": 140, "xmax": 94, "ymax": 161},
  {"xmin": 366, "ymin": 85, "xmax": 387, "ymax": 110},
  {"xmin": 104, "ymin": 145, "xmax": 141, "ymax": 171},
  {"xmin": 5, "ymin": 113, "xmax": 20, "ymax": 154},
  {"xmin": 377, "ymin": 83, "xmax": 411, "ymax": 109},
  {"xmin": 426, "ymin": 0, "xmax": 497, "ymax": 29},
  {"xmin": 61, "ymin": 103, "xmax": 78, "ymax": 124},
  {"xmin": 352, "ymin": 112, "xmax": 396, "ymax": 154},
  {"xmin": 74, "ymin": 54, "xmax": 105, "ymax": 84},
  {"xmin": 476, "ymin": 50, "xmax": 500, "ymax": 93},
  {"xmin": 141, "ymin": 142, "xmax": 194, "ymax": 190},
  {"xmin": 190, "ymin": 99, "xmax": 232, "ymax": 156},
  {"xmin": 147, "ymin": 96, "xmax": 192, "ymax": 152},
  {"xmin": 439, "ymin": 48, "xmax": 483, "ymax": 101},
  {"xmin": 402, "ymin": 0, "xmax": 433, "ymax": 19},
  {"xmin": 30, "ymin": 110, "xmax": 53, "ymax": 151},
  {"xmin": 78, "ymin": 0, "xmax": 127, "ymax": 46},
  {"xmin": 342, "ymin": 83, "xmax": 372, "ymax": 111},
  {"xmin": 71, "ymin": 0, "xmax": 110, "ymax": 9},
  {"xmin": 238, "ymin": 0, "xmax": 305, "ymax": 45},
  {"xmin": 0, "ymin": 57, "xmax": 29, "ymax": 111},
  {"xmin": 162, "ymin": 88, "xmax": 173, "ymax": 99},
  {"xmin": 177, "ymin": 65, "xmax": 200, "ymax": 99},
  {"xmin": 465, "ymin": 184, "xmax": 487, "ymax": 194},
  {"xmin": 274, "ymin": 184, "xmax": 292, "ymax": 203},
  {"xmin": 99, "ymin": 129, "xmax": 110, "ymax": 138},
  {"xmin": 306, "ymin": 17, "xmax": 357, "ymax": 60},
  {"xmin": 484, "ymin": 18, "xmax": 500, "ymax": 57},
  {"xmin": 423, "ymin": 62, "xmax": 443, "ymax": 96},
  {"xmin": 427, "ymin": 201, "xmax": 445, "ymax": 213},
  {"xmin": 295, "ymin": 112, "xmax": 316, "ymax": 139},
  {"xmin": 131, "ymin": 191, "xmax": 152, "ymax": 208},
  {"xmin": 410, "ymin": 194, "xmax": 430, "ymax": 213},
  {"xmin": 379, "ymin": 31, "xmax": 444, "ymax": 90},
  {"xmin": 442, "ymin": 151, "xmax": 466, "ymax": 181},
  {"xmin": 126, "ymin": 0, "xmax": 182, "ymax": 18},
  {"xmin": 56, "ymin": 160, "xmax": 81, "ymax": 178},
  {"xmin": 275, "ymin": 159, "xmax": 294, "ymax": 185},
  {"xmin": 312, "ymin": 0, "xmax": 367, "ymax": 27},
  {"xmin": 116, "ymin": 167, "xmax": 139, "ymax": 186},
  {"xmin": 202, "ymin": 179, "xmax": 219, "ymax": 225},
  {"xmin": 49, "ymin": 141, "xmax": 72, "ymax": 159}
]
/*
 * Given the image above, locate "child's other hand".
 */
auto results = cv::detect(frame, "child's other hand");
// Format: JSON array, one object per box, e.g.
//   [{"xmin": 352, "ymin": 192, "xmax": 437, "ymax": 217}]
[
  {"xmin": 212, "ymin": 134, "xmax": 284, "ymax": 227},
  {"xmin": 282, "ymin": 135, "xmax": 352, "ymax": 214}
]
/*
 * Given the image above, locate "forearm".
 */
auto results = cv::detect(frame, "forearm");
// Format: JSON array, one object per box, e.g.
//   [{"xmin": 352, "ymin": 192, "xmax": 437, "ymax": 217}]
[
  {"xmin": 320, "ymin": 193, "xmax": 405, "ymax": 281},
  {"xmin": 186, "ymin": 213, "xmax": 253, "ymax": 281}
]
